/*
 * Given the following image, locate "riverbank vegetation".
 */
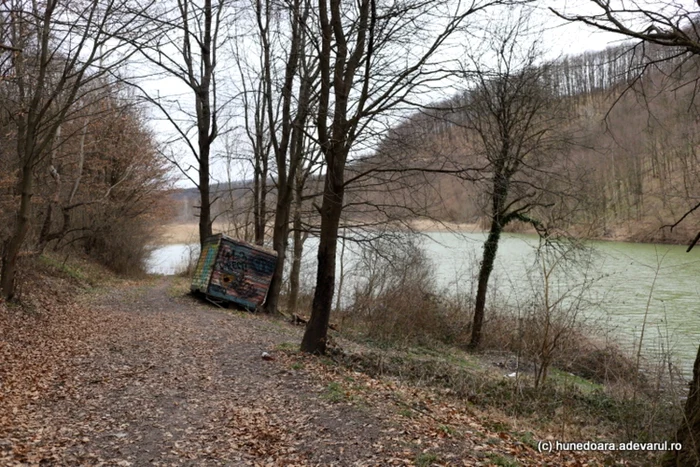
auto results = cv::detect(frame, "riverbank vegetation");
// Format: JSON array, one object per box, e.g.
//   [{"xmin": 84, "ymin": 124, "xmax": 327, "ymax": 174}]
[
  {"xmin": 277, "ymin": 236, "xmax": 686, "ymax": 464},
  {"xmin": 0, "ymin": 76, "xmax": 171, "ymax": 288}
]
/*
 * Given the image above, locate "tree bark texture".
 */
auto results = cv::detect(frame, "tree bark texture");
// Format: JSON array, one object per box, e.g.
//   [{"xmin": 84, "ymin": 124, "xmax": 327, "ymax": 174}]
[
  {"xmin": 264, "ymin": 183, "xmax": 292, "ymax": 313},
  {"xmin": 195, "ymin": 51, "xmax": 214, "ymax": 246},
  {"xmin": 301, "ymin": 151, "xmax": 345, "ymax": 354},
  {"xmin": 194, "ymin": 0, "xmax": 217, "ymax": 246},
  {"xmin": 253, "ymin": 153, "xmax": 268, "ymax": 246},
  {"xmin": 1, "ymin": 166, "xmax": 33, "ymax": 299},
  {"xmin": 197, "ymin": 147, "xmax": 213, "ymax": 245},
  {"xmin": 468, "ymin": 221, "xmax": 502, "ymax": 349},
  {"xmin": 469, "ymin": 172, "xmax": 508, "ymax": 350},
  {"xmin": 663, "ymin": 344, "xmax": 700, "ymax": 466},
  {"xmin": 287, "ymin": 179, "xmax": 305, "ymax": 314}
]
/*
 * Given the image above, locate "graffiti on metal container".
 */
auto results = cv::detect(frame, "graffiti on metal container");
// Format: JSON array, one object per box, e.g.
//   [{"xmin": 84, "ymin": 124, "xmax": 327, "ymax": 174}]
[
  {"xmin": 217, "ymin": 247, "xmax": 247, "ymax": 273},
  {"xmin": 214, "ymin": 246, "xmax": 259, "ymax": 298},
  {"xmin": 191, "ymin": 235, "xmax": 278, "ymax": 309},
  {"xmin": 251, "ymin": 256, "xmax": 275, "ymax": 275},
  {"xmin": 231, "ymin": 275, "xmax": 256, "ymax": 298}
]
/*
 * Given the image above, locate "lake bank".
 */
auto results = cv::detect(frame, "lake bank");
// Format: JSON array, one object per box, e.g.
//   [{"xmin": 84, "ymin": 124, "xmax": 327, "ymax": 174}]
[
  {"xmin": 156, "ymin": 218, "xmax": 696, "ymax": 248},
  {"xmin": 148, "ymin": 229, "xmax": 700, "ymax": 376},
  {"xmin": 3, "ymin": 262, "xmax": 662, "ymax": 465}
]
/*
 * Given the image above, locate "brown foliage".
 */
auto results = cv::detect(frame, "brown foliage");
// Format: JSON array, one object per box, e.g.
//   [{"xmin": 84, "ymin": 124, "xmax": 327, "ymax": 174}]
[
  {"xmin": 339, "ymin": 43, "xmax": 700, "ymax": 244},
  {"xmin": 0, "ymin": 88, "xmax": 171, "ymax": 276}
]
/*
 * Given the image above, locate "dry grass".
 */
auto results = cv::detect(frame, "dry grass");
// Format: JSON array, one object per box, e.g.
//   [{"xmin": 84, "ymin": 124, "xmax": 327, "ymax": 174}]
[
  {"xmin": 331, "ymin": 238, "xmax": 684, "ymax": 456},
  {"xmin": 335, "ymin": 292, "xmax": 682, "ymax": 458},
  {"xmin": 155, "ymin": 222, "xmax": 228, "ymax": 245},
  {"xmin": 406, "ymin": 219, "xmax": 484, "ymax": 233}
]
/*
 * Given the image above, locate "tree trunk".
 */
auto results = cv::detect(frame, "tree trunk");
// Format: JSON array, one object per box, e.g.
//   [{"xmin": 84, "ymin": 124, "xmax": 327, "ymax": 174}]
[
  {"xmin": 253, "ymin": 167, "xmax": 268, "ymax": 246},
  {"xmin": 198, "ymin": 151, "xmax": 212, "ymax": 246},
  {"xmin": 196, "ymin": 0, "xmax": 215, "ymax": 247},
  {"xmin": 301, "ymin": 154, "xmax": 344, "ymax": 354},
  {"xmin": 264, "ymin": 183, "xmax": 292, "ymax": 314},
  {"xmin": 469, "ymin": 167, "xmax": 509, "ymax": 350},
  {"xmin": 287, "ymin": 179, "xmax": 305, "ymax": 314},
  {"xmin": 38, "ymin": 203, "xmax": 55, "ymax": 251},
  {"xmin": 334, "ymin": 231, "xmax": 346, "ymax": 313},
  {"xmin": 197, "ymin": 83, "xmax": 213, "ymax": 246},
  {"xmin": 1, "ymin": 166, "xmax": 33, "ymax": 300},
  {"xmin": 252, "ymin": 130, "xmax": 269, "ymax": 246},
  {"xmin": 468, "ymin": 220, "xmax": 502, "ymax": 349},
  {"xmin": 663, "ymin": 344, "xmax": 700, "ymax": 466},
  {"xmin": 253, "ymin": 164, "xmax": 262, "ymax": 245},
  {"xmin": 39, "ymin": 125, "xmax": 65, "ymax": 253}
]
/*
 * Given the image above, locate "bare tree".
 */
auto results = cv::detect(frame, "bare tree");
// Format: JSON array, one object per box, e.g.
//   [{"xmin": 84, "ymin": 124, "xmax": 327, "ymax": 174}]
[
  {"xmin": 0, "ymin": 0, "xmax": 137, "ymax": 299},
  {"xmin": 552, "ymin": 2, "xmax": 700, "ymax": 55},
  {"xmin": 553, "ymin": 3, "xmax": 700, "ymax": 464},
  {"xmin": 299, "ymin": 0, "xmax": 526, "ymax": 354},
  {"xmin": 256, "ymin": 0, "xmax": 318, "ymax": 314},
  {"xmin": 449, "ymin": 18, "xmax": 572, "ymax": 349},
  {"xmin": 120, "ymin": 0, "xmax": 234, "ymax": 246},
  {"xmin": 287, "ymin": 138, "xmax": 323, "ymax": 315},
  {"xmin": 232, "ymin": 38, "xmax": 272, "ymax": 246}
]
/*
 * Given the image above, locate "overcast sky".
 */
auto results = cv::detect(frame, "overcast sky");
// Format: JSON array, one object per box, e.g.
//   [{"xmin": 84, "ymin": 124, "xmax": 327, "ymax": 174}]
[{"xmin": 136, "ymin": 0, "xmax": 697, "ymax": 188}]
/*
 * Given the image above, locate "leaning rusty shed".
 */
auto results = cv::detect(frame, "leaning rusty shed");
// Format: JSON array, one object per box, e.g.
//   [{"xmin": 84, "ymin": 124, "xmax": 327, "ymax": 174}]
[{"xmin": 190, "ymin": 234, "xmax": 278, "ymax": 310}]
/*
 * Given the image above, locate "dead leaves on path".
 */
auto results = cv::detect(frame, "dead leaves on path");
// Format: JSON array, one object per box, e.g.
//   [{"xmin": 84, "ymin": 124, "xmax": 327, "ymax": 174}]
[
  {"xmin": 275, "ymin": 351, "xmax": 619, "ymax": 466},
  {"xmin": 0, "ymin": 276, "xmax": 100, "ymax": 465},
  {"xmin": 1, "ymin": 274, "xmax": 620, "ymax": 466}
]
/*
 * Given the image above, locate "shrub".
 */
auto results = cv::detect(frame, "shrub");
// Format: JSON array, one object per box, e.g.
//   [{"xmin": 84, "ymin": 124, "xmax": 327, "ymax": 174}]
[{"xmin": 339, "ymin": 237, "xmax": 471, "ymax": 347}]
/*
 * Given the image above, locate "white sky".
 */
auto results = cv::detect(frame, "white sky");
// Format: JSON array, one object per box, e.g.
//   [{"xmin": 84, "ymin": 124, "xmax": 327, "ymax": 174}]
[{"xmin": 134, "ymin": 0, "xmax": 697, "ymax": 188}]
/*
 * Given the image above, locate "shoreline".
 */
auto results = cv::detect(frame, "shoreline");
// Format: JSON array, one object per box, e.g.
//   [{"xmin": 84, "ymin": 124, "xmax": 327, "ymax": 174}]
[
  {"xmin": 405, "ymin": 219, "xmax": 484, "ymax": 233},
  {"xmin": 154, "ymin": 220, "xmax": 693, "ymax": 247}
]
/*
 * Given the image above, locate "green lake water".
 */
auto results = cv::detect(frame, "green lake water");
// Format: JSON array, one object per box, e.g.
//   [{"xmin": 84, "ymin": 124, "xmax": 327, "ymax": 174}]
[
  {"xmin": 422, "ymin": 232, "xmax": 700, "ymax": 375},
  {"xmin": 149, "ymin": 232, "xmax": 700, "ymax": 374}
]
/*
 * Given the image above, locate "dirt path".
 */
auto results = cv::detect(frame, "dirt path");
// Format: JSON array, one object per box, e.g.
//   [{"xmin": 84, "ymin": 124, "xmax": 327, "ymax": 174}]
[
  {"xmin": 17, "ymin": 278, "xmax": 391, "ymax": 466},
  {"xmin": 2, "ymin": 277, "xmax": 595, "ymax": 466}
]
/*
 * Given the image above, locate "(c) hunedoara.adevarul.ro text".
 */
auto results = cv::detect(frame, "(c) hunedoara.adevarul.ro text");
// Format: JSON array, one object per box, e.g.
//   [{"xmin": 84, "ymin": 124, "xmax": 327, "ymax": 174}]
[{"xmin": 537, "ymin": 441, "xmax": 682, "ymax": 453}]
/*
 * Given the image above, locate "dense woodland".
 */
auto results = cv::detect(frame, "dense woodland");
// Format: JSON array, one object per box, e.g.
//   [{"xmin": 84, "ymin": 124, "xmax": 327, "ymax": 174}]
[
  {"xmin": 391, "ymin": 42, "xmax": 700, "ymax": 244},
  {"xmin": 0, "ymin": 80, "xmax": 170, "ymax": 277},
  {"xmin": 0, "ymin": 1, "xmax": 171, "ymax": 296}
]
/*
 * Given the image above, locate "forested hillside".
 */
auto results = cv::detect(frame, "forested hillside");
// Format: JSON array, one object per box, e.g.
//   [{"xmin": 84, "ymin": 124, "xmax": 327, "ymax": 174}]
[
  {"xmin": 353, "ymin": 42, "xmax": 700, "ymax": 243},
  {"xmin": 171, "ymin": 41, "xmax": 700, "ymax": 245}
]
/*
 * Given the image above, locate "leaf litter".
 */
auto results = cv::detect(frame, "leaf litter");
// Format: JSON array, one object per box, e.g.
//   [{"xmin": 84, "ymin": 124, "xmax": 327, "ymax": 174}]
[{"xmin": 1, "ymin": 274, "xmax": 618, "ymax": 466}]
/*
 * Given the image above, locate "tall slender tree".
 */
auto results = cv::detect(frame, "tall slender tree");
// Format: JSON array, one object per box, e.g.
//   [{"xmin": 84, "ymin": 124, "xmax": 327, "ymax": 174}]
[
  {"xmin": 121, "ymin": 0, "xmax": 233, "ymax": 246},
  {"xmin": 300, "ymin": 0, "xmax": 526, "ymax": 354},
  {"xmin": 232, "ymin": 36, "xmax": 272, "ymax": 246},
  {"xmin": 257, "ymin": 0, "xmax": 318, "ymax": 314},
  {"xmin": 453, "ymin": 16, "xmax": 570, "ymax": 349}
]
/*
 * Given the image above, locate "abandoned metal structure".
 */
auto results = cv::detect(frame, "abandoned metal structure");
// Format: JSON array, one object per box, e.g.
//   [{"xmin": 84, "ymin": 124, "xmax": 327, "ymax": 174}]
[{"xmin": 191, "ymin": 234, "xmax": 278, "ymax": 310}]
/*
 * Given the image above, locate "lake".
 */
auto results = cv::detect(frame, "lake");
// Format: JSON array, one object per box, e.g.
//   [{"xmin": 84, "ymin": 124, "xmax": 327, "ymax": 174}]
[{"xmin": 148, "ymin": 232, "xmax": 700, "ymax": 373}]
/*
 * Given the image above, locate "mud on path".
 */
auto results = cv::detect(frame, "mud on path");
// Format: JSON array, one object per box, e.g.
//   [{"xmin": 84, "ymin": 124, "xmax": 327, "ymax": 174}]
[{"xmin": 2, "ymin": 277, "xmax": 594, "ymax": 466}]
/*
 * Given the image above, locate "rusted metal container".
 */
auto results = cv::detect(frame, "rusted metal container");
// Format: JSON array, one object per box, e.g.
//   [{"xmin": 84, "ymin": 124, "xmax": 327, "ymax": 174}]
[{"xmin": 190, "ymin": 234, "xmax": 278, "ymax": 310}]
